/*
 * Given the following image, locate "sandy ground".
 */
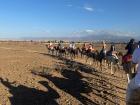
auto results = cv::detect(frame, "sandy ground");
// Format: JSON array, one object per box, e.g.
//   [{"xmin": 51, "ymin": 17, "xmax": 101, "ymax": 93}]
[{"xmin": 0, "ymin": 41, "xmax": 127, "ymax": 105}]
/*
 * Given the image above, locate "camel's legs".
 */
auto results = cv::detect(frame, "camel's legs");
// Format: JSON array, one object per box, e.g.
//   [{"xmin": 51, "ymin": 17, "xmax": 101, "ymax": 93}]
[
  {"xmin": 127, "ymin": 74, "xmax": 131, "ymax": 83},
  {"xmin": 111, "ymin": 62, "xmax": 114, "ymax": 75}
]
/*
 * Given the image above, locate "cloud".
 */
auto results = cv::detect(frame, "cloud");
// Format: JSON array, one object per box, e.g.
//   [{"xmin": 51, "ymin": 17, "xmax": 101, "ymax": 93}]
[
  {"xmin": 84, "ymin": 6, "xmax": 94, "ymax": 12},
  {"xmin": 85, "ymin": 29, "xmax": 94, "ymax": 33},
  {"xmin": 66, "ymin": 3, "xmax": 95, "ymax": 12}
]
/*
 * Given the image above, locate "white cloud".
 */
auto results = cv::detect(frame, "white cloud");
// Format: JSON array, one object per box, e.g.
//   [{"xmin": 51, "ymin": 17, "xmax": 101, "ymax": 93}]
[
  {"xmin": 84, "ymin": 6, "xmax": 94, "ymax": 12},
  {"xmin": 66, "ymin": 3, "xmax": 104, "ymax": 13},
  {"xmin": 66, "ymin": 4, "xmax": 96, "ymax": 12},
  {"xmin": 85, "ymin": 29, "xmax": 95, "ymax": 33}
]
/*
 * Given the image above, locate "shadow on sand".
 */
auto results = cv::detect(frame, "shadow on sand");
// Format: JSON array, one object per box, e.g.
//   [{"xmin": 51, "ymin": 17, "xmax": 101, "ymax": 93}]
[
  {"xmin": 0, "ymin": 78, "xmax": 60, "ymax": 105},
  {"xmin": 38, "ymin": 52, "xmax": 126, "ymax": 105},
  {"xmin": 32, "ymin": 68, "xmax": 97, "ymax": 105},
  {"xmin": 39, "ymin": 52, "xmax": 95, "ymax": 74}
]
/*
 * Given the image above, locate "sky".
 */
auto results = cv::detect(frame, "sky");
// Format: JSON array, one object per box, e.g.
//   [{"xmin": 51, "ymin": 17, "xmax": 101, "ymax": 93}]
[{"xmin": 0, "ymin": 0, "xmax": 139, "ymax": 39}]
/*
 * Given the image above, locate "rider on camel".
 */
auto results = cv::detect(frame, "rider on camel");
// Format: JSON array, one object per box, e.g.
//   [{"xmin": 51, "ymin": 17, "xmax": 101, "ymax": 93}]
[
  {"xmin": 69, "ymin": 42, "xmax": 72, "ymax": 48},
  {"xmin": 49, "ymin": 41, "xmax": 53, "ymax": 46},
  {"xmin": 125, "ymin": 39, "xmax": 135, "ymax": 55},
  {"xmin": 101, "ymin": 41, "xmax": 107, "ymax": 53},
  {"xmin": 100, "ymin": 41, "xmax": 107, "ymax": 59},
  {"xmin": 69, "ymin": 42, "xmax": 76, "ymax": 49},
  {"xmin": 48, "ymin": 41, "xmax": 53, "ymax": 49},
  {"xmin": 81, "ymin": 43, "xmax": 86, "ymax": 50},
  {"xmin": 58, "ymin": 42, "xmax": 64, "ymax": 49},
  {"xmin": 69, "ymin": 42, "xmax": 76, "ymax": 50},
  {"xmin": 82, "ymin": 43, "xmax": 86, "ymax": 49},
  {"xmin": 107, "ymin": 44, "xmax": 119, "ymax": 63},
  {"xmin": 88, "ymin": 43, "xmax": 94, "ymax": 52},
  {"xmin": 123, "ymin": 39, "xmax": 136, "ymax": 63}
]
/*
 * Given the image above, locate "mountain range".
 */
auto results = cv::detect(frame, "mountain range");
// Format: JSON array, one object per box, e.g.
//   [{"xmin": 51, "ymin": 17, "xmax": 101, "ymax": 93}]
[{"xmin": 21, "ymin": 34, "xmax": 137, "ymax": 42}]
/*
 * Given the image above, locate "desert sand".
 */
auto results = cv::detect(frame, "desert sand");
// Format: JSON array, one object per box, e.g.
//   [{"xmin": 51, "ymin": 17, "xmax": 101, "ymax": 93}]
[{"xmin": 0, "ymin": 41, "xmax": 127, "ymax": 105}]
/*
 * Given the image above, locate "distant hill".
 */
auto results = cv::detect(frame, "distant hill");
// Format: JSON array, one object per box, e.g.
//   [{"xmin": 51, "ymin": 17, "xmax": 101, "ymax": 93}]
[
  {"xmin": 80, "ymin": 34, "xmax": 133, "ymax": 42},
  {"xmin": 21, "ymin": 34, "xmax": 136, "ymax": 42}
]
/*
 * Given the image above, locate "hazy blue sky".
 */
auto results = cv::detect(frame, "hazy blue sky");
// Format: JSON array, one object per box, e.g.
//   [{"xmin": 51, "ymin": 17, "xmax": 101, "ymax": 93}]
[{"xmin": 0, "ymin": 0, "xmax": 139, "ymax": 38}]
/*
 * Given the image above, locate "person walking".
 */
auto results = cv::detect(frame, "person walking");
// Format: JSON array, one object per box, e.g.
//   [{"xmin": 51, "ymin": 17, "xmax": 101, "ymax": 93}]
[{"xmin": 126, "ymin": 45, "xmax": 140, "ymax": 105}]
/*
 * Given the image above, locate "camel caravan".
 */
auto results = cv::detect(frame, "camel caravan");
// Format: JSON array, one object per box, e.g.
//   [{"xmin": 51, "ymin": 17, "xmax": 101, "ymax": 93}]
[
  {"xmin": 46, "ymin": 39, "xmax": 139, "ymax": 82},
  {"xmin": 46, "ymin": 39, "xmax": 140, "ymax": 105}
]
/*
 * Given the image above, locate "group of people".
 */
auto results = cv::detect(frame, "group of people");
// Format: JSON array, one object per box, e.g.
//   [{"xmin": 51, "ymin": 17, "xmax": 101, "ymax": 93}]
[
  {"xmin": 47, "ymin": 39, "xmax": 140, "ymax": 104},
  {"xmin": 48, "ymin": 41, "xmax": 76, "ymax": 50},
  {"xmin": 48, "ymin": 41, "xmax": 96, "ymax": 51},
  {"xmin": 48, "ymin": 39, "xmax": 139, "ymax": 63},
  {"xmin": 100, "ymin": 39, "xmax": 139, "ymax": 65},
  {"xmin": 98, "ymin": 39, "xmax": 140, "ymax": 104},
  {"xmin": 105, "ymin": 38, "xmax": 140, "ymax": 105}
]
